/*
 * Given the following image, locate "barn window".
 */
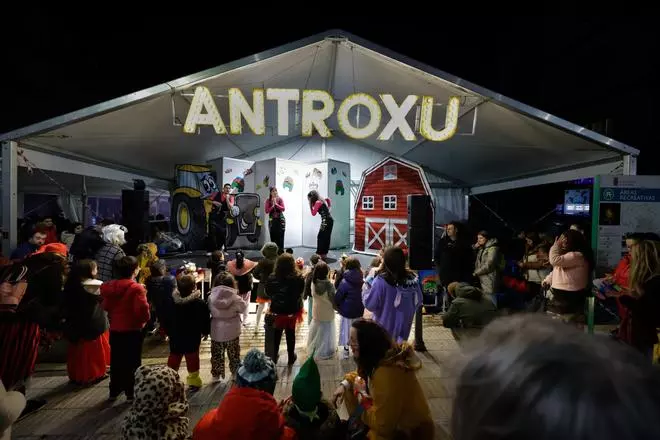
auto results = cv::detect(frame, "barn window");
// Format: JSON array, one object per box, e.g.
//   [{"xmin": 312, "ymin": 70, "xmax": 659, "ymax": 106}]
[
  {"xmin": 362, "ymin": 196, "xmax": 375, "ymax": 210},
  {"xmin": 383, "ymin": 164, "xmax": 397, "ymax": 180},
  {"xmin": 383, "ymin": 195, "xmax": 397, "ymax": 210}
]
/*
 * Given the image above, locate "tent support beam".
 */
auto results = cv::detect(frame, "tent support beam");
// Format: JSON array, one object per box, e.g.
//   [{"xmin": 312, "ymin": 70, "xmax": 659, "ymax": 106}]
[
  {"xmin": 623, "ymin": 155, "xmax": 637, "ymax": 175},
  {"xmin": 2, "ymin": 141, "xmax": 18, "ymax": 256},
  {"xmin": 470, "ymin": 159, "xmax": 624, "ymax": 194}
]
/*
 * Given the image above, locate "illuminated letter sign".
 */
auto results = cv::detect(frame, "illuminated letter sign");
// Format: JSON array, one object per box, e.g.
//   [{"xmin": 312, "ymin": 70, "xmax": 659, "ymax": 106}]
[{"xmin": 183, "ymin": 87, "xmax": 461, "ymax": 142}]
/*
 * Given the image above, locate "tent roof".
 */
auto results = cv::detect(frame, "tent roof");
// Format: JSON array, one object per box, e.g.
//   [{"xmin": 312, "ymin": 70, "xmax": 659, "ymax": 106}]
[{"xmin": 0, "ymin": 29, "xmax": 638, "ymax": 187}]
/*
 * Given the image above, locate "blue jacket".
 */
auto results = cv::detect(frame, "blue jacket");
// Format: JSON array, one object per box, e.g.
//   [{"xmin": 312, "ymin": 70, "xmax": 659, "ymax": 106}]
[{"xmin": 335, "ymin": 269, "xmax": 365, "ymax": 319}]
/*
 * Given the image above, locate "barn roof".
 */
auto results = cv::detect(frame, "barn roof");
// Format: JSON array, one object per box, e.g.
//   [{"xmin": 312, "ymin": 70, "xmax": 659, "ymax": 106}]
[
  {"xmin": 0, "ymin": 29, "xmax": 637, "ymax": 190},
  {"xmin": 355, "ymin": 156, "xmax": 433, "ymax": 210}
]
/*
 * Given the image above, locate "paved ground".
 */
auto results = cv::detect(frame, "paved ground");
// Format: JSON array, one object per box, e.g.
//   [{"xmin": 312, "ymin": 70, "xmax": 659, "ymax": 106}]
[{"xmin": 14, "ymin": 306, "xmax": 458, "ymax": 439}]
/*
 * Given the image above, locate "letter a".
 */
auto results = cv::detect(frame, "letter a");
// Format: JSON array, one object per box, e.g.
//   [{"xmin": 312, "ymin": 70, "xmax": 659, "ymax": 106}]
[{"xmin": 183, "ymin": 86, "xmax": 227, "ymax": 134}]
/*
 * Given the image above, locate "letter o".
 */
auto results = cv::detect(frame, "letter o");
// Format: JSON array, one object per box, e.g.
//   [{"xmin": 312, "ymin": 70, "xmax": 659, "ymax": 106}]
[{"xmin": 337, "ymin": 93, "xmax": 382, "ymax": 139}]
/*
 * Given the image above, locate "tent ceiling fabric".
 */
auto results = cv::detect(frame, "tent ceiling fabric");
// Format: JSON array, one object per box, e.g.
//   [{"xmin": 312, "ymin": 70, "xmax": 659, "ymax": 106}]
[{"xmin": 1, "ymin": 30, "xmax": 636, "ymax": 186}]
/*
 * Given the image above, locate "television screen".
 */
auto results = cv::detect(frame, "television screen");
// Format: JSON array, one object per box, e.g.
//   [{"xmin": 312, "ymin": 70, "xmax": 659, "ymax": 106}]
[{"xmin": 564, "ymin": 189, "xmax": 591, "ymax": 216}]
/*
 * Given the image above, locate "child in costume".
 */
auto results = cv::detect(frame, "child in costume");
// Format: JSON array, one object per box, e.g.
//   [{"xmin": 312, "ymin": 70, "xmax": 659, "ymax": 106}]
[
  {"xmin": 307, "ymin": 262, "xmax": 337, "ymax": 360},
  {"xmin": 167, "ymin": 274, "xmax": 210, "ymax": 390},
  {"xmin": 280, "ymin": 354, "xmax": 341, "ymax": 440},
  {"xmin": 121, "ymin": 365, "xmax": 189, "ymax": 440},
  {"xmin": 193, "ymin": 349, "xmax": 296, "ymax": 440}
]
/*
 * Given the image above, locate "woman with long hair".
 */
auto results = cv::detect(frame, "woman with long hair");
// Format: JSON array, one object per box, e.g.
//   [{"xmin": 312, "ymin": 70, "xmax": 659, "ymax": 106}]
[
  {"xmin": 226, "ymin": 250, "xmax": 256, "ymax": 325},
  {"xmin": 62, "ymin": 259, "xmax": 110, "ymax": 385},
  {"xmin": 331, "ymin": 319, "xmax": 434, "ymax": 439},
  {"xmin": 307, "ymin": 262, "xmax": 337, "ymax": 360},
  {"xmin": 265, "ymin": 187, "xmax": 286, "ymax": 254},
  {"xmin": 307, "ymin": 191, "xmax": 333, "ymax": 261},
  {"xmin": 363, "ymin": 246, "xmax": 422, "ymax": 343},
  {"xmin": 265, "ymin": 254, "xmax": 305, "ymax": 365},
  {"xmin": 542, "ymin": 229, "xmax": 593, "ymax": 322},
  {"xmin": 620, "ymin": 238, "xmax": 660, "ymax": 357}
]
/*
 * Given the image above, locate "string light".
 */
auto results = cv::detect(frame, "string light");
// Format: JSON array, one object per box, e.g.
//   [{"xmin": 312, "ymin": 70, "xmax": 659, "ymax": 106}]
[
  {"xmin": 183, "ymin": 86, "xmax": 227, "ymax": 134},
  {"xmin": 301, "ymin": 90, "xmax": 334, "ymax": 138},
  {"xmin": 229, "ymin": 88, "xmax": 265, "ymax": 136},
  {"xmin": 419, "ymin": 96, "xmax": 460, "ymax": 142},
  {"xmin": 337, "ymin": 93, "xmax": 382, "ymax": 140}
]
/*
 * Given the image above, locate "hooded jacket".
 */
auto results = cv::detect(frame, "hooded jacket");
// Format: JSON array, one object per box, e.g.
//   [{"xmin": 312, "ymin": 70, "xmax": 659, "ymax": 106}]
[
  {"xmin": 62, "ymin": 278, "xmax": 108, "ymax": 342},
  {"xmin": 335, "ymin": 268, "xmax": 365, "ymax": 319},
  {"xmin": 168, "ymin": 290, "xmax": 210, "ymax": 354},
  {"xmin": 311, "ymin": 279, "xmax": 335, "ymax": 322},
  {"xmin": 474, "ymin": 238, "xmax": 502, "ymax": 294},
  {"xmin": 266, "ymin": 274, "xmax": 305, "ymax": 316},
  {"xmin": 363, "ymin": 273, "xmax": 422, "ymax": 343},
  {"xmin": 100, "ymin": 279, "xmax": 150, "ymax": 332},
  {"xmin": 343, "ymin": 344, "xmax": 434, "ymax": 440},
  {"xmin": 253, "ymin": 243, "xmax": 279, "ymax": 300},
  {"xmin": 193, "ymin": 386, "xmax": 296, "ymax": 440},
  {"xmin": 442, "ymin": 284, "xmax": 497, "ymax": 329},
  {"xmin": 121, "ymin": 365, "xmax": 189, "ymax": 440},
  {"xmin": 209, "ymin": 285, "xmax": 248, "ymax": 342}
]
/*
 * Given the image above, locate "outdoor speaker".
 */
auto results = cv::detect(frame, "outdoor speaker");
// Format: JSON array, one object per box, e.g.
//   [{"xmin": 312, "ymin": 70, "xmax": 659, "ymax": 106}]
[
  {"xmin": 407, "ymin": 194, "xmax": 434, "ymax": 270},
  {"xmin": 122, "ymin": 190, "xmax": 150, "ymax": 252}
]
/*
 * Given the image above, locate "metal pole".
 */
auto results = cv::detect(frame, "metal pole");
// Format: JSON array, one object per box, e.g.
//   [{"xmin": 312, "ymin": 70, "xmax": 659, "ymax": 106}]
[
  {"xmin": 414, "ymin": 305, "xmax": 426, "ymax": 352},
  {"xmin": 81, "ymin": 175, "xmax": 88, "ymax": 227},
  {"xmin": 1, "ymin": 142, "xmax": 18, "ymax": 257}
]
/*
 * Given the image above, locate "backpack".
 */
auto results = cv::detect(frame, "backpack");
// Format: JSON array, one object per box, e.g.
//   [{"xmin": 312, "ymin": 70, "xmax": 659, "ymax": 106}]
[{"xmin": 0, "ymin": 265, "xmax": 29, "ymax": 313}]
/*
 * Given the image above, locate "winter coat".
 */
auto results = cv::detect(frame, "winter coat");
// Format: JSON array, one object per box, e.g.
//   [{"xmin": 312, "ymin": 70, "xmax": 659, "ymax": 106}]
[
  {"xmin": 100, "ymin": 279, "xmax": 150, "ymax": 332},
  {"xmin": 70, "ymin": 226, "xmax": 104, "ymax": 262},
  {"xmin": 61, "ymin": 279, "xmax": 108, "ymax": 342},
  {"xmin": 620, "ymin": 275, "xmax": 660, "ymax": 354},
  {"xmin": 543, "ymin": 243, "xmax": 589, "ymax": 292},
  {"xmin": 335, "ymin": 268, "xmax": 364, "ymax": 319},
  {"xmin": 363, "ymin": 273, "xmax": 422, "ymax": 344},
  {"xmin": 474, "ymin": 238, "xmax": 502, "ymax": 294},
  {"xmin": 206, "ymin": 259, "xmax": 226, "ymax": 288},
  {"xmin": 95, "ymin": 243, "xmax": 126, "ymax": 282},
  {"xmin": 145, "ymin": 275, "xmax": 176, "ymax": 330},
  {"xmin": 434, "ymin": 236, "xmax": 474, "ymax": 286},
  {"xmin": 280, "ymin": 398, "xmax": 342, "ymax": 440},
  {"xmin": 168, "ymin": 290, "xmax": 211, "ymax": 354},
  {"xmin": 342, "ymin": 344, "xmax": 434, "ymax": 440},
  {"xmin": 253, "ymin": 243, "xmax": 279, "ymax": 300},
  {"xmin": 442, "ymin": 284, "xmax": 497, "ymax": 329},
  {"xmin": 227, "ymin": 259, "xmax": 257, "ymax": 295},
  {"xmin": 266, "ymin": 274, "xmax": 305, "ymax": 316},
  {"xmin": 193, "ymin": 386, "xmax": 296, "ymax": 440},
  {"xmin": 208, "ymin": 285, "xmax": 247, "ymax": 342},
  {"xmin": 9, "ymin": 242, "xmax": 39, "ymax": 261},
  {"xmin": 311, "ymin": 279, "xmax": 335, "ymax": 322}
]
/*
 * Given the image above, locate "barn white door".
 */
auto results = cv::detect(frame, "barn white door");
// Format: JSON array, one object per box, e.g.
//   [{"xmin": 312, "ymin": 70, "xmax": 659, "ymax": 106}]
[{"xmin": 365, "ymin": 217, "xmax": 408, "ymax": 252}]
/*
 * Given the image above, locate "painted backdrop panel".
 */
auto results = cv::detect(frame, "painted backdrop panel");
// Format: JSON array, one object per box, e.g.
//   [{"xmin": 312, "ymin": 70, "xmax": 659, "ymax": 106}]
[
  {"xmin": 276, "ymin": 159, "xmax": 304, "ymax": 248},
  {"xmin": 327, "ymin": 159, "xmax": 350, "ymax": 249},
  {"xmin": 302, "ymin": 163, "xmax": 329, "ymax": 248}
]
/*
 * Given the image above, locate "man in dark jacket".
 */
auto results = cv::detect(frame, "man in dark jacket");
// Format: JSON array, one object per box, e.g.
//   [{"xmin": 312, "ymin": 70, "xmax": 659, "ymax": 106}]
[{"xmin": 435, "ymin": 222, "xmax": 474, "ymax": 289}]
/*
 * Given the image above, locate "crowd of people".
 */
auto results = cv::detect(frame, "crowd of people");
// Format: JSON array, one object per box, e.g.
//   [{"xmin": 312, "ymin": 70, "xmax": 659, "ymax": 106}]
[{"xmin": 2, "ymin": 210, "xmax": 660, "ymax": 439}]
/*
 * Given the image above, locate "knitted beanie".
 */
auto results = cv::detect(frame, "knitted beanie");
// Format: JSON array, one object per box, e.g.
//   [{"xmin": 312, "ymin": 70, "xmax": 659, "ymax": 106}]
[{"xmin": 236, "ymin": 349, "xmax": 277, "ymax": 391}]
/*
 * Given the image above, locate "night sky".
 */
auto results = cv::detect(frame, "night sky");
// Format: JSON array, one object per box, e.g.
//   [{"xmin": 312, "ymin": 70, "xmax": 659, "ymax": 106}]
[{"xmin": 3, "ymin": 16, "xmax": 658, "ymax": 172}]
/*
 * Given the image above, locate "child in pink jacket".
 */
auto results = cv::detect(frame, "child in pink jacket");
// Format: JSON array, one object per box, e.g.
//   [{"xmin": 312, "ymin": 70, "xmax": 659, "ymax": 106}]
[
  {"xmin": 543, "ymin": 230, "xmax": 592, "ymax": 315},
  {"xmin": 208, "ymin": 272, "xmax": 248, "ymax": 382}
]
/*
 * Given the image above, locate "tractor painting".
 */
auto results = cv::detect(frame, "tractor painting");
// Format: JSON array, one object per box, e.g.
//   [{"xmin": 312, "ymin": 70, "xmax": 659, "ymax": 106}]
[
  {"xmin": 171, "ymin": 164, "xmax": 219, "ymax": 251},
  {"xmin": 225, "ymin": 193, "xmax": 264, "ymax": 248}
]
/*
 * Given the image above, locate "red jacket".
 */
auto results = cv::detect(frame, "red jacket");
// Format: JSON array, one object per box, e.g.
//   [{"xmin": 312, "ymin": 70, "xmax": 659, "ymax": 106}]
[
  {"xmin": 100, "ymin": 279, "xmax": 150, "ymax": 332},
  {"xmin": 193, "ymin": 386, "xmax": 296, "ymax": 440},
  {"xmin": 612, "ymin": 254, "xmax": 631, "ymax": 288}
]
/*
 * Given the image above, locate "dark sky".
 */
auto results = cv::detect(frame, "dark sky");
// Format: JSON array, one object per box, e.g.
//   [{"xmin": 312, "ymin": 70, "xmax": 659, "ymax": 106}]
[{"xmin": 3, "ymin": 15, "xmax": 659, "ymax": 172}]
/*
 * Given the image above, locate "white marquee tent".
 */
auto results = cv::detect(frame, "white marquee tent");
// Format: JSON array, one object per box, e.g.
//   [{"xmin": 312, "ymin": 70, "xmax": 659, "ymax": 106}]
[{"xmin": 0, "ymin": 29, "xmax": 638, "ymax": 255}]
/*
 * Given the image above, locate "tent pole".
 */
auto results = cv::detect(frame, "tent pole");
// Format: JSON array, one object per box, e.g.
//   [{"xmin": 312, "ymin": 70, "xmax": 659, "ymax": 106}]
[
  {"xmin": 1, "ymin": 141, "xmax": 18, "ymax": 257},
  {"xmin": 81, "ymin": 175, "xmax": 88, "ymax": 227}
]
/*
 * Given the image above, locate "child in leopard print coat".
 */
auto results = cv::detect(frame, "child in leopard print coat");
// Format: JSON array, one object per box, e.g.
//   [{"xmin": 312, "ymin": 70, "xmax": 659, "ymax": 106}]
[
  {"xmin": 208, "ymin": 272, "xmax": 248, "ymax": 381},
  {"xmin": 121, "ymin": 365, "xmax": 189, "ymax": 440}
]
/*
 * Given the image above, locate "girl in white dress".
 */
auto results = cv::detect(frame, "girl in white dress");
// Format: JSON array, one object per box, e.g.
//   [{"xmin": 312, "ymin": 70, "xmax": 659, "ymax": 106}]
[{"xmin": 306, "ymin": 262, "xmax": 337, "ymax": 360}]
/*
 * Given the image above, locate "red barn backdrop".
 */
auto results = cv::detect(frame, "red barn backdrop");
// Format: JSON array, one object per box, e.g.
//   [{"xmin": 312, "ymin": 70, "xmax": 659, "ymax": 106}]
[{"xmin": 354, "ymin": 157, "xmax": 433, "ymax": 254}]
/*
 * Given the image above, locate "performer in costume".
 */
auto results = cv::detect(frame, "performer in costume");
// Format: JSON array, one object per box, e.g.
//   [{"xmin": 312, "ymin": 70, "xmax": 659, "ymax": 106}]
[
  {"xmin": 265, "ymin": 187, "xmax": 286, "ymax": 254},
  {"xmin": 209, "ymin": 184, "xmax": 234, "ymax": 252},
  {"xmin": 307, "ymin": 191, "xmax": 333, "ymax": 261}
]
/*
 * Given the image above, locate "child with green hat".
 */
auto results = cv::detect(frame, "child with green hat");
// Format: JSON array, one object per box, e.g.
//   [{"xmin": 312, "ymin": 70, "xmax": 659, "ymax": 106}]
[{"xmin": 279, "ymin": 353, "xmax": 341, "ymax": 440}]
